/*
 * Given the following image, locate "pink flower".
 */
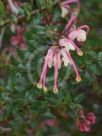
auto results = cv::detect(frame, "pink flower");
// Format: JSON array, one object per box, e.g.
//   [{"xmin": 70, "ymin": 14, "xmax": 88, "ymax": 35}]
[
  {"xmin": 10, "ymin": 25, "xmax": 25, "ymax": 48},
  {"xmin": 59, "ymin": 38, "xmax": 83, "ymax": 56},
  {"xmin": 37, "ymin": 36, "xmax": 82, "ymax": 93},
  {"xmin": 42, "ymin": 119, "xmax": 57, "ymax": 127},
  {"xmin": 77, "ymin": 110, "xmax": 96, "ymax": 132},
  {"xmin": 86, "ymin": 112, "xmax": 96, "ymax": 125},
  {"xmin": 68, "ymin": 25, "xmax": 89, "ymax": 42},
  {"xmin": 61, "ymin": 0, "xmax": 80, "ymax": 18},
  {"xmin": 37, "ymin": 25, "xmax": 89, "ymax": 93},
  {"xmin": 37, "ymin": 47, "xmax": 61, "ymax": 93},
  {"xmin": 79, "ymin": 121, "xmax": 90, "ymax": 132},
  {"xmin": 37, "ymin": 0, "xmax": 89, "ymax": 93},
  {"xmin": 10, "ymin": 35, "xmax": 22, "ymax": 45},
  {"xmin": 59, "ymin": 36, "xmax": 83, "ymax": 82},
  {"xmin": 61, "ymin": 0, "xmax": 80, "ymax": 34}
]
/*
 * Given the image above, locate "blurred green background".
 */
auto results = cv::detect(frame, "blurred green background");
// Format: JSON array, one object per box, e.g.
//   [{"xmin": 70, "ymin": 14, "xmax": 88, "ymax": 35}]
[{"xmin": 0, "ymin": 0, "xmax": 102, "ymax": 135}]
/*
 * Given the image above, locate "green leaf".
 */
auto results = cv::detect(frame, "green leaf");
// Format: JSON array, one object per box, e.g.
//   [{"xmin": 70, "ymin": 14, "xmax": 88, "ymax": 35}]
[
  {"xmin": 0, "ymin": 1, "xmax": 5, "ymax": 17},
  {"xmin": 88, "ymin": 51, "xmax": 98, "ymax": 60},
  {"xmin": 35, "ymin": 0, "xmax": 45, "ymax": 8},
  {"xmin": 45, "ymin": 0, "xmax": 53, "ymax": 12},
  {"xmin": 35, "ymin": 0, "xmax": 53, "ymax": 11},
  {"xmin": 33, "ymin": 12, "xmax": 41, "ymax": 25},
  {"xmin": 98, "ymin": 52, "xmax": 102, "ymax": 61},
  {"xmin": 74, "ymin": 93, "xmax": 84, "ymax": 104},
  {"xmin": 0, "ymin": 1, "xmax": 5, "ymax": 24},
  {"xmin": 52, "ymin": 7, "xmax": 61, "ymax": 22},
  {"xmin": 10, "ymin": 56, "xmax": 19, "ymax": 66},
  {"xmin": 16, "ymin": 48, "xmax": 25, "ymax": 60},
  {"xmin": 43, "ymin": 110, "xmax": 55, "ymax": 119},
  {"xmin": 90, "ymin": 64, "xmax": 99, "ymax": 75},
  {"xmin": 22, "ymin": 3, "xmax": 32, "ymax": 21},
  {"xmin": 15, "ymin": 72, "xmax": 28, "ymax": 91}
]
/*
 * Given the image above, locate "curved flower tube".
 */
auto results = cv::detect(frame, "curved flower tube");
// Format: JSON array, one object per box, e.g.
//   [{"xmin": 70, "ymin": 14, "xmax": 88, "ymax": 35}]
[
  {"xmin": 77, "ymin": 25, "xmax": 90, "ymax": 34},
  {"xmin": 68, "ymin": 27, "xmax": 89, "ymax": 42}
]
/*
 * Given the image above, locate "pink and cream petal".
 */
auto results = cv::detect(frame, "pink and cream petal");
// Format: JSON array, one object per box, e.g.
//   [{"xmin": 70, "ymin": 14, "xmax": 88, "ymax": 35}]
[
  {"xmin": 60, "ymin": 49, "xmax": 71, "ymax": 67},
  {"xmin": 59, "ymin": 38, "xmax": 75, "ymax": 51},
  {"xmin": 68, "ymin": 30, "xmax": 79, "ymax": 40},
  {"xmin": 77, "ymin": 30, "xmax": 87, "ymax": 42},
  {"xmin": 67, "ymin": 39, "xmax": 83, "ymax": 56}
]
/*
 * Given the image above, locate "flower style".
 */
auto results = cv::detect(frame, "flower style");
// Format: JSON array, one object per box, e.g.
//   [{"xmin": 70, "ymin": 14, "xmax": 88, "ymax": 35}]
[
  {"xmin": 59, "ymin": 38, "xmax": 82, "ymax": 82},
  {"xmin": 76, "ymin": 110, "xmax": 96, "ymax": 132}
]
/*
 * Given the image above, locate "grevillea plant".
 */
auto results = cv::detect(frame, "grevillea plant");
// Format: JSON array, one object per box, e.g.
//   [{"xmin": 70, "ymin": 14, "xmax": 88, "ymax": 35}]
[
  {"xmin": 37, "ymin": 0, "xmax": 89, "ymax": 93},
  {"xmin": 0, "ymin": 0, "xmax": 102, "ymax": 135}
]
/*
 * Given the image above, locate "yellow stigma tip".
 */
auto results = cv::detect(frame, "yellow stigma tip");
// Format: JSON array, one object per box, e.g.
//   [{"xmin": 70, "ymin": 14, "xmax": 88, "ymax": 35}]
[
  {"xmin": 78, "ymin": 51, "xmax": 83, "ymax": 56},
  {"xmin": 76, "ymin": 77, "xmax": 81, "ymax": 82},
  {"xmin": 37, "ymin": 84, "xmax": 42, "ymax": 89},
  {"xmin": 53, "ymin": 88, "xmax": 58, "ymax": 94},
  {"xmin": 43, "ymin": 86, "xmax": 48, "ymax": 93}
]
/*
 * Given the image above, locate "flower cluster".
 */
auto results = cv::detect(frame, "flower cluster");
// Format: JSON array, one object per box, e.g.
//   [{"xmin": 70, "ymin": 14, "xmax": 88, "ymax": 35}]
[
  {"xmin": 37, "ymin": 0, "xmax": 89, "ymax": 93},
  {"xmin": 37, "ymin": 25, "xmax": 88, "ymax": 93},
  {"xmin": 76, "ymin": 110, "xmax": 96, "ymax": 132}
]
